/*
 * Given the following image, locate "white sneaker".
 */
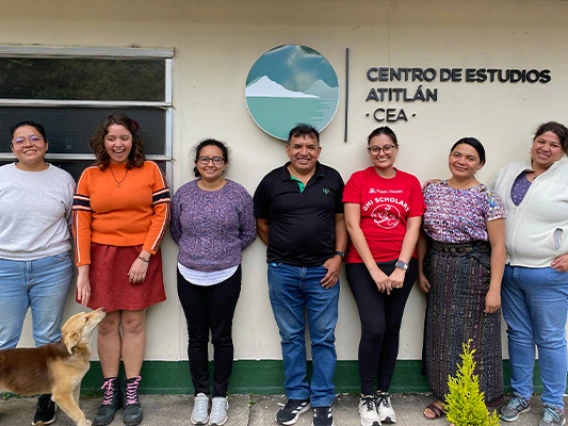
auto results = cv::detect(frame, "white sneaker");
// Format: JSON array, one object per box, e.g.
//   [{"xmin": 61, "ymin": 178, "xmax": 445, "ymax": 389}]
[
  {"xmin": 191, "ymin": 393, "xmax": 210, "ymax": 425},
  {"xmin": 358, "ymin": 396, "xmax": 381, "ymax": 426},
  {"xmin": 376, "ymin": 392, "xmax": 396, "ymax": 424},
  {"xmin": 209, "ymin": 397, "xmax": 228, "ymax": 426}
]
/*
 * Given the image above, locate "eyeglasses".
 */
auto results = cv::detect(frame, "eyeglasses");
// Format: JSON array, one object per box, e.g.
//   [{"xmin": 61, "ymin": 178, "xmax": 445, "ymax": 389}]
[
  {"xmin": 13, "ymin": 136, "xmax": 44, "ymax": 146},
  {"xmin": 197, "ymin": 156, "xmax": 225, "ymax": 165},
  {"xmin": 368, "ymin": 144, "xmax": 396, "ymax": 154}
]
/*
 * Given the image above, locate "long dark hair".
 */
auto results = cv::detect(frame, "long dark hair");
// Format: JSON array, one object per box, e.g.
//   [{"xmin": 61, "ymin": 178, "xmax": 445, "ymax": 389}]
[{"xmin": 89, "ymin": 113, "xmax": 145, "ymax": 170}]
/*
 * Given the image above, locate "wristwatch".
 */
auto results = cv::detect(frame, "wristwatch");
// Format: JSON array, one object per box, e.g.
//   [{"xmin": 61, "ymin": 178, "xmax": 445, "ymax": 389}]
[
  {"xmin": 395, "ymin": 260, "xmax": 408, "ymax": 271},
  {"xmin": 335, "ymin": 251, "xmax": 345, "ymax": 261}
]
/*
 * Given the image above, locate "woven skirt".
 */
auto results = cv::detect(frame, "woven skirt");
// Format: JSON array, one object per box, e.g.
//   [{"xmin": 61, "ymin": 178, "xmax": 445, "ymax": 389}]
[
  {"xmin": 81, "ymin": 243, "xmax": 166, "ymax": 312},
  {"xmin": 423, "ymin": 240, "xmax": 503, "ymax": 404}
]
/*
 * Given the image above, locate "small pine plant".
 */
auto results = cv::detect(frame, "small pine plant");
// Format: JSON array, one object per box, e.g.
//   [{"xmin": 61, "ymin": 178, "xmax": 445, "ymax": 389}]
[{"xmin": 445, "ymin": 340, "xmax": 500, "ymax": 426}]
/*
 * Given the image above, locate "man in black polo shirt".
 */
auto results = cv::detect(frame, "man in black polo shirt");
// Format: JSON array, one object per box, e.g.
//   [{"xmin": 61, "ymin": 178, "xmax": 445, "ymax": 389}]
[{"xmin": 254, "ymin": 124, "xmax": 347, "ymax": 426}]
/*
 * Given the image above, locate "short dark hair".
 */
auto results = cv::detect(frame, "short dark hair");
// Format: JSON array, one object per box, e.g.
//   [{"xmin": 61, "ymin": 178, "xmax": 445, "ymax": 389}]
[
  {"xmin": 10, "ymin": 121, "xmax": 47, "ymax": 142},
  {"xmin": 288, "ymin": 124, "xmax": 320, "ymax": 145},
  {"xmin": 450, "ymin": 137, "xmax": 486, "ymax": 164},
  {"xmin": 193, "ymin": 138, "xmax": 229, "ymax": 178},
  {"xmin": 534, "ymin": 121, "xmax": 568, "ymax": 155},
  {"xmin": 367, "ymin": 126, "xmax": 398, "ymax": 146},
  {"xmin": 89, "ymin": 113, "xmax": 145, "ymax": 170}
]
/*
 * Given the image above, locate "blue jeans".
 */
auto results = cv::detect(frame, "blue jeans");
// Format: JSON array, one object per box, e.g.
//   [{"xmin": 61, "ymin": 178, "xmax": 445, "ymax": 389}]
[
  {"xmin": 0, "ymin": 252, "xmax": 73, "ymax": 349},
  {"xmin": 268, "ymin": 262, "xmax": 339, "ymax": 407},
  {"xmin": 501, "ymin": 265, "xmax": 568, "ymax": 409}
]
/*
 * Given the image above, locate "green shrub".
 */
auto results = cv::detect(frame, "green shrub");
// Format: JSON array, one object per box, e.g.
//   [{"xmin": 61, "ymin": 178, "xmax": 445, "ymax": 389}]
[{"xmin": 445, "ymin": 340, "xmax": 500, "ymax": 426}]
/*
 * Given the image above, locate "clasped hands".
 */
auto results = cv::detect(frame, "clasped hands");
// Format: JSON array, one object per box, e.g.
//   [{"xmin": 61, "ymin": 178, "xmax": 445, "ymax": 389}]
[{"xmin": 370, "ymin": 266, "xmax": 405, "ymax": 295}]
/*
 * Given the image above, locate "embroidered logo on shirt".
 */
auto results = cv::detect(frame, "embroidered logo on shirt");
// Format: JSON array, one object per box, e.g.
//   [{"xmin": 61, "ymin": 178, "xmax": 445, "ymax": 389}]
[{"xmin": 322, "ymin": 188, "xmax": 330, "ymax": 195}]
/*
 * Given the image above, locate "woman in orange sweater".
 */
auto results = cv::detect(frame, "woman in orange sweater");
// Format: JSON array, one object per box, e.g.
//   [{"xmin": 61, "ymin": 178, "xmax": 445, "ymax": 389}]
[{"xmin": 73, "ymin": 113, "xmax": 170, "ymax": 426}]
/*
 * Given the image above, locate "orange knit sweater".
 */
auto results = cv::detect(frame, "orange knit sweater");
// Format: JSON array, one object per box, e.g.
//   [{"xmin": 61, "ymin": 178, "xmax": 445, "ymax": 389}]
[{"xmin": 73, "ymin": 161, "xmax": 170, "ymax": 266}]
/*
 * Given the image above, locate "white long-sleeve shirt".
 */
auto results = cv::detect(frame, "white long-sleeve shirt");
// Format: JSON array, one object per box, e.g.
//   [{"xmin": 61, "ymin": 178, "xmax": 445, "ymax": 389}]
[{"xmin": 0, "ymin": 163, "xmax": 75, "ymax": 260}]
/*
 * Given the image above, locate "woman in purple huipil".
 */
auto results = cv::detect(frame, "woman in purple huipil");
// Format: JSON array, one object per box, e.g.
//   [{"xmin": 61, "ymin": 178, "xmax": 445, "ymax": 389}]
[{"xmin": 170, "ymin": 139, "xmax": 256, "ymax": 426}]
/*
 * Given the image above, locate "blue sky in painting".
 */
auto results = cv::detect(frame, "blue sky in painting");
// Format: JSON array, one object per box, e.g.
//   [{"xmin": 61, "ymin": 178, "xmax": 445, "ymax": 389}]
[{"xmin": 246, "ymin": 45, "xmax": 338, "ymax": 92}]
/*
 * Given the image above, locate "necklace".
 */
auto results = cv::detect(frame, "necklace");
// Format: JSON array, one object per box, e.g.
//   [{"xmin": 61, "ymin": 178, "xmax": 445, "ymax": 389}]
[{"xmin": 109, "ymin": 166, "xmax": 129, "ymax": 188}]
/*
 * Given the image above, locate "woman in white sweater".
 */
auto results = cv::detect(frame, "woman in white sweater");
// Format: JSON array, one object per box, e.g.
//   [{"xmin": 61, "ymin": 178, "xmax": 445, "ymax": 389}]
[
  {"xmin": 492, "ymin": 121, "xmax": 568, "ymax": 426},
  {"xmin": 0, "ymin": 121, "xmax": 76, "ymax": 425}
]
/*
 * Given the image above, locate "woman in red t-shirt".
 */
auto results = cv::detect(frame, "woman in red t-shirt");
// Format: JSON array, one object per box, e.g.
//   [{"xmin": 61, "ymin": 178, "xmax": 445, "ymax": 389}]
[{"xmin": 344, "ymin": 126, "xmax": 424, "ymax": 426}]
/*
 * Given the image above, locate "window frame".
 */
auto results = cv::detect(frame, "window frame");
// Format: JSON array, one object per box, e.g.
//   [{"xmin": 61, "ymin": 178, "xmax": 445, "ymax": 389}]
[{"xmin": 0, "ymin": 45, "xmax": 174, "ymax": 182}]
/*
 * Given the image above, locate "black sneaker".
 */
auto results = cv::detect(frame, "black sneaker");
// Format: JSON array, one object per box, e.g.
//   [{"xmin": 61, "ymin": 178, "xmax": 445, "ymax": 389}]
[
  {"xmin": 32, "ymin": 394, "xmax": 56, "ymax": 425},
  {"xmin": 312, "ymin": 406, "xmax": 334, "ymax": 426},
  {"xmin": 276, "ymin": 398, "xmax": 311, "ymax": 425}
]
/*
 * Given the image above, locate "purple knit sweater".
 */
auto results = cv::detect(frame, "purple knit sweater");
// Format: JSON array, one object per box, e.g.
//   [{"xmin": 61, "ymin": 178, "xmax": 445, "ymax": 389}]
[{"xmin": 171, "ymin": 179, "xmax": 256, "ymax": 272}]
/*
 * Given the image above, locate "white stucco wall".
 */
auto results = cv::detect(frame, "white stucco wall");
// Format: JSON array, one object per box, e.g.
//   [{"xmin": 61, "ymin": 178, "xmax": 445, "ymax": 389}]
[{"xmin": 6, "ymin": 0, "xmax": 568, "ymax": 361}]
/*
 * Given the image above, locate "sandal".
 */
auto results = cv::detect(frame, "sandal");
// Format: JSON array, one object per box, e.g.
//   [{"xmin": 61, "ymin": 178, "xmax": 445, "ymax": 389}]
[{"xmin": 423, "ymin": 402, "xmax": 445, "ymax": 419}]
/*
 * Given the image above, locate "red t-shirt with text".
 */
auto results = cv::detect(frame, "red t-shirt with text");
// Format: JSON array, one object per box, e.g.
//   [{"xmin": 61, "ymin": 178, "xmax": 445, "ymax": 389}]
[{"xmin": 343, "ymin": 167, "xmax": 425, "ymax": 263}]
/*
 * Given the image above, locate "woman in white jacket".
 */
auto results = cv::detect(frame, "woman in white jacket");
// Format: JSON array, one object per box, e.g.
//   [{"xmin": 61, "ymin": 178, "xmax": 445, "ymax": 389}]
[{"xmin": 492, "ymin": 121, "xmax": 568, "ymax": 426}]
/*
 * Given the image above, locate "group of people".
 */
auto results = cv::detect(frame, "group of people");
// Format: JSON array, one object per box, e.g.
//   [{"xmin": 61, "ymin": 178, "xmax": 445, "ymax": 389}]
[
  {"xmin": 419, "ymin": 122, "xmax": 568, "ymax": 426},
  {"xmin": 253, "ymin": 122, "xmax": 568, "ymax": 426},
  {"xmin": 0, "ymin": 114, "xmax": 172, "ymax": 426},
  {"xmin": 0, "ymin": 116, "xmax": 566, "ymax": 426}
]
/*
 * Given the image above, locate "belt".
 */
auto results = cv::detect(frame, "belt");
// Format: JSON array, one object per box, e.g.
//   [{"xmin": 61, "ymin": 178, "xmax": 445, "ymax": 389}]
[{"xmin": 430, "ymin": 240, "xmax": 489, "ymax": 254}]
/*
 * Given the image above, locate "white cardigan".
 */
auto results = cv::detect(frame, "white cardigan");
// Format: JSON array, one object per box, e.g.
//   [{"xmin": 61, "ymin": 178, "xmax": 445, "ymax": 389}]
[{"xmin": 491, "ymin": 159, "xmax": 568, "ymax": 268}]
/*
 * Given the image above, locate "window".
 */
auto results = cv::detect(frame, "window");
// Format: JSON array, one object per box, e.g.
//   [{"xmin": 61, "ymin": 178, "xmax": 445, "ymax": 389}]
[{"xmin": 0, "ymin": 46, "xmax": 173, "ymax": 181}]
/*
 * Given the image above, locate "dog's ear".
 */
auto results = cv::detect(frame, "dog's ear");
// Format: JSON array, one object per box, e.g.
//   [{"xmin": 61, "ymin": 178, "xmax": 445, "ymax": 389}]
[{"xmin": 63, "ymin": 330, "xmax": 81, "ymax": 354}]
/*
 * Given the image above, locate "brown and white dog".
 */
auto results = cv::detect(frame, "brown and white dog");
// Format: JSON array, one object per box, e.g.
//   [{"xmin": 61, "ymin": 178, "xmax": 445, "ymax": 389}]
[{"xmin": 0, "ymin": 308, "xmax": 106, "ymax": 426}]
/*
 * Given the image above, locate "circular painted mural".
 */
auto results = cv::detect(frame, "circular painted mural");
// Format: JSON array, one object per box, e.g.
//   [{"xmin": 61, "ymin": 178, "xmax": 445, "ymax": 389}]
[{"xmin": 245, "ymin": 44, "xmax": 340, "ymax": 141}]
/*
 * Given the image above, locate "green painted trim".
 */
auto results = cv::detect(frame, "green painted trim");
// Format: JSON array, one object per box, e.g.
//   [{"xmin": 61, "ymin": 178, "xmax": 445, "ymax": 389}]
[{"xmin": 82, "ymin": 360, "xmax": 553, "ymax": 395}]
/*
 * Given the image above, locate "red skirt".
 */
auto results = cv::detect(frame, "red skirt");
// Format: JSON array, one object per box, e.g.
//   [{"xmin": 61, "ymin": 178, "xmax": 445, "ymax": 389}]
[{"xmin": 81, "ymin": 243, "xmax": 166, "ymax": 312}]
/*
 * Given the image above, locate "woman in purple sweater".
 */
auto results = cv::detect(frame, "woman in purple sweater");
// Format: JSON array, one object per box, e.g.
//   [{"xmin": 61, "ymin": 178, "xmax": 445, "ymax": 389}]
[{"xmin": 170, "ymin": 139, "xmax": 256, "ymax": 426}]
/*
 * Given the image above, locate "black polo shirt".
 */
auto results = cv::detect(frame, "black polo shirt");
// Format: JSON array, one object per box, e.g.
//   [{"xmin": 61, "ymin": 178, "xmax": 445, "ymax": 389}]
[{"xmin": 254, "ymin": 161, "xmax": 345, "ymax": 267}]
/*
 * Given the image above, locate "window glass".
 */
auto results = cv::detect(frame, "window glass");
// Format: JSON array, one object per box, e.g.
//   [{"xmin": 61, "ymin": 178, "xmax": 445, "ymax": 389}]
[
  {"xmin": 0, "ymin": 160, "xmax": 167, "ymax": 182},
  {"xmin": 0, "ymin": 108, "xmax": 165, "ymax": 155},
  {"xmin": 0, "ymin": 58, "xmax": 165, "ymax": 101}
]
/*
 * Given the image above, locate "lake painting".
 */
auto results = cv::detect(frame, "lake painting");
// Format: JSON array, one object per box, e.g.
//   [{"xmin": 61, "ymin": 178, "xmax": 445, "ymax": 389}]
[{"xmin": 245, "ymin": 45, "xmax": 340, "ymax": 141}]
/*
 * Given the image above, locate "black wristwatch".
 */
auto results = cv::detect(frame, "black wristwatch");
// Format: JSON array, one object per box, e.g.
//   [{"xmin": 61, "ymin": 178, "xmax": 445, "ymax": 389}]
[
  {"xmin": 395, "ymin": 260, "xmax": 408, "ymax": 271},
  {"xmin": 335, "ymin": 251, "xmax": 345, "ymax": 261}
]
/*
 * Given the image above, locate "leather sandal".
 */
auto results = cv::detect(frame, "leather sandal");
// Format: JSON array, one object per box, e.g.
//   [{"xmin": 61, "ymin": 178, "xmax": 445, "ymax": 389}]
[{"xmin": 423, "ymin": 402, "xmax": 445, "ymax": 419}]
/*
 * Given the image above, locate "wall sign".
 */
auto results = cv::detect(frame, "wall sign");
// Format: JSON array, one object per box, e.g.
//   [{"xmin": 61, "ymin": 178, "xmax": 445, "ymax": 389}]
[
  {"xmin": 364, "ymin": 66, "xmax": 551, "ymax": 123},
  {"xmin": 245, "ymin": 44, "xmax": 340, "ymax": 141}
]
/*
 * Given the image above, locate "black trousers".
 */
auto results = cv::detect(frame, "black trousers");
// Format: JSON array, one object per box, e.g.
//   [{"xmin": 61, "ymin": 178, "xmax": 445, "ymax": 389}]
[
  {"xmin": 346, "ymin": 259, "xmax": 417, "ymax": 395},
  {"xmin": 177, "ymin": 265, "xmax": 242, "ymax": 397}
]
